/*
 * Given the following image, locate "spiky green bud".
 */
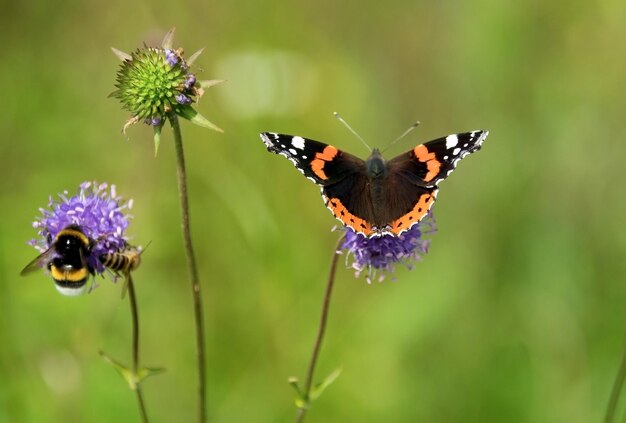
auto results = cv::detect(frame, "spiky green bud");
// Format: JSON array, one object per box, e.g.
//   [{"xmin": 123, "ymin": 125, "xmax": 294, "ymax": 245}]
[
  {"xmin": 111, "ymin": 47, "xmax": 193, "ymax": 123},
  {"xmin": 110, "ymin": 28, "xmax": 223, "ymax": 155}
]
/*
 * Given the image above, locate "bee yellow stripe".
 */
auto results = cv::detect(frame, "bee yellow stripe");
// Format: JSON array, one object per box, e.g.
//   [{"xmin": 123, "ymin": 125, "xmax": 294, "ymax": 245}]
[
  {"xmin": 57, "ymin": 228, "xmax": 90, "ymax": 245},
  {"xmin": 50, "ymin": 266, "xmax": 88, "ymax": 283}
]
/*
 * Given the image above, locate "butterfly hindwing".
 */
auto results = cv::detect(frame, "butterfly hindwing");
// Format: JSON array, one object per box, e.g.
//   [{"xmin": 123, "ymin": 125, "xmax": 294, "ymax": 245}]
[{"xmin": 322, "ymin": 174, "xmax": 377, "ymax": 236}]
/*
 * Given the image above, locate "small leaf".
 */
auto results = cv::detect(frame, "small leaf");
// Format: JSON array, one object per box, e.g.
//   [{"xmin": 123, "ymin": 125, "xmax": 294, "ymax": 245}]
[
  {"xmin": 310, "ymin": 367, "xmax": 342, "ymax": 401},
  {"xmin": 187, "ymin": 48, "xmax": 204, "ymax": 66},
  {"xmin": 99, "ymin": 351, "xmax": 137, "ymax": 390},
  {"xmin": 153, "ymin": 124, "xmax": 162, "ymax": 157},
  {"xmin": 111, "ymin": 47, "xmax": 132, "ymax": 62},
  {"xmin": 289, "ymin": 376, "xmax": 309, "ymax": 409},
  {"xmin": 161, "ymin": 28, "xmax": 176, "ymax": 50},
  {"xmin": 100, "ymin": 351, "xmax": 165, "ymax": 390},
  {"xmin": 288, "ymin": 376, "xmax": 303, "ymax": 398},
  {"xmin": 176, "ymin": 105, "xmax": 223, "ymax": 132},
  {"xmin": 136, "ymin": 366, "xmax": 166, "ymax": 383},
  {"xmin": 198, "ymin": 79, "xmax": 226, "ymax": 89}
]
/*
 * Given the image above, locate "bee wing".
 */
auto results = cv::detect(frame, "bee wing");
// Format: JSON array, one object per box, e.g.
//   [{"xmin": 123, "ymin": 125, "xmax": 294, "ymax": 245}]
[{"xmin": 20, "ymin": 247, "xmax": 55, "ymax": 276}]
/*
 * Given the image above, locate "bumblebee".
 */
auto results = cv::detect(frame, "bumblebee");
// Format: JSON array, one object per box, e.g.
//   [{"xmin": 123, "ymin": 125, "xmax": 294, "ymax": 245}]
[{"xmin": 21, "ymin": 224, "xmax": 94, "ymax": 296}]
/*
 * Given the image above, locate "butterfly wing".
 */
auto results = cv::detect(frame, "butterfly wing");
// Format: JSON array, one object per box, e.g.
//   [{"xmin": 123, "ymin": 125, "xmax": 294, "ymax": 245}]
[
  {"xmin": 260, "ymin": 132, "xmax": 378, "ymax": 235},
  {"xmin": 383, "ymin": 130, "xmax": 488, "ymax": 235},
  {"xmin": 260, "ymin": 133, "xmax": 365, "ymax": 185},
  {"xmin": 387, "ymin": 130, "xmax": 488, "ymax": 187}
]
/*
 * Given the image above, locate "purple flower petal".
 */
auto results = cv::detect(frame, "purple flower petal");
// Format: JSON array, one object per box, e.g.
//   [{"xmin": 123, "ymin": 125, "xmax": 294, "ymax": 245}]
[
  {"xmin": 183, "ymin": 74, "xmax": 196, "ymax": 91},
  {"xmin": 164, "ymin": 49, "xmax": 179, "ymax": 67},
  {"xmin": 176, "ymin": 94, "xmax": 192, "ymax": 105},
  {"xmin": 341, "ymin": 216, "xmax": 436, "ymax": 282},
  {"xmin": 144, "ymin": 116, "xmax": 162, "ymax": 126}
]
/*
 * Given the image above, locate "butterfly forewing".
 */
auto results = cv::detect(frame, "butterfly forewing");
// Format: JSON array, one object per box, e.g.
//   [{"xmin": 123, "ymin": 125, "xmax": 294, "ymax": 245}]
[
  {"xmin": 322, "ymin": 174, "xmax": 378, "ymax": 235},
  {"xmin": 260, "ymin": 133, "xmax": 365, "ymax": 185},
  {"xmin": 387, "ymin": 130, "xmax": 488, "ymax": 188}
]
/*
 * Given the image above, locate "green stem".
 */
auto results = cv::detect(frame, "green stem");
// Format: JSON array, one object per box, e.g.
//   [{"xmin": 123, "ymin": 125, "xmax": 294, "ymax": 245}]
[
  {"xmin": 127, "ymin": 276, "xmax": 149, "ymax": 423},
  {"xmin": 168, "ymin": 112, "xmax": 207, "ymax": 423},
  {"xmin": 606, "ymin": 335, "xmax": 626, "ymax": 423},
  {"xmin": 294, "ymin": 237, "xmax": 343, "ymax": 423}
]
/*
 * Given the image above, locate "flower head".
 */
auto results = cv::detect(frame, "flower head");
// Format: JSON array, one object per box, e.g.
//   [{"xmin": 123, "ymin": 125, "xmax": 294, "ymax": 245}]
[
  {"xmin": 110, "ymin": 28, "xmax": 223, "ymax": 155},
  {"xmin": 340, "ymin": 216, "xmax": 436, "ymax": 283},
  {"xmin": 29, "ymin": 181, "xmax": 133, "ymax": 276}
]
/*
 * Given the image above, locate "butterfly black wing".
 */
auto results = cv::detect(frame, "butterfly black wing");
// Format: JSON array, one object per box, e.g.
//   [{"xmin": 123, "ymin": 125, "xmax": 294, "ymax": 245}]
[
  {"xmin": 260, "ymin": 132, "xmax": 365, "ymax": 185},
  {"xmin": 382, "ymin": 130, "xmax": 488, "ymax": 235},
  {"xmin": 260, "ymin": 132, "xmax": 380, "ymax": 235},
  {"xmin": 387, "ymin": 130, "xmax": 488, "ymax": 187}
]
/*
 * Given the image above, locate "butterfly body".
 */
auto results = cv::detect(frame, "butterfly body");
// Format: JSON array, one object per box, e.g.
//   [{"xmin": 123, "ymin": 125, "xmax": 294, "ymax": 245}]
[{"xmin": 260, "ymin": 130, "xmax": 488, "ymax": 237}]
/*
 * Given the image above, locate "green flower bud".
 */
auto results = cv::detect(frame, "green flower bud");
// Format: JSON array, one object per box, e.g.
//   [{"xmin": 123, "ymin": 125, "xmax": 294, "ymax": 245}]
[{"xmin": 110, "ymin": 29, "xmax": 223, "ymax": 155}]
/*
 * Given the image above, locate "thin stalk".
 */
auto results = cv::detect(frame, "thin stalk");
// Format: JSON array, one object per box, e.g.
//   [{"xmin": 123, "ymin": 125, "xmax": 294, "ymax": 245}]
[
  {"xmin": 606, "ymin": 336, "xmax": 626, "ymax": 423},
  {"xmin": 168, "ymin": 112, "xmax": 207, "ymax": 423},
  {"xmin": 294, "ymin": 237, "xmax": 343, "ymax": 423},
  {"xmin": 127, "ymin": 276, "xmax": 149, "ymax": 423}
]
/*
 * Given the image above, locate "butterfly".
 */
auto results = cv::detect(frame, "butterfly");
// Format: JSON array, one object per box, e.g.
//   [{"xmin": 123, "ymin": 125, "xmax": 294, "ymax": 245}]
[{"xmin": 260, "ymin": 129, "xmax": 488, "ymax": 237}]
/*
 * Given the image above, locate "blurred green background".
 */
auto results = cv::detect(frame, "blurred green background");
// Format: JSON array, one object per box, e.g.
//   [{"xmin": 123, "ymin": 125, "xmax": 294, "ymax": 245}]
[{"xmin": 1, "ymin": 0, "xmax": 626, "ymax": 422}]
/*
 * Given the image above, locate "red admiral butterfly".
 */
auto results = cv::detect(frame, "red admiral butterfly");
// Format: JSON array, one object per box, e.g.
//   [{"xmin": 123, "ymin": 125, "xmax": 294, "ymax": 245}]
[{"xmin": 260, "ymin": 129, "xmax": 488, "ymax": 237}]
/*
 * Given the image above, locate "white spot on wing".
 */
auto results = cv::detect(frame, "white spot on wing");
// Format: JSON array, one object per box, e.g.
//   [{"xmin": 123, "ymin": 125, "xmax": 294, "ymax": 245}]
[
  {"xmin": 452, "ymin": 147, "xmax": 461, "ymax": 156},
  {"xmin": 289, "ymin": 148, "xmax": 297, "ymax": 155},
  {"xmin": 291, "ymin": 136, "xmax": 305, "ymax": 150},
  {"xmin": 446, "ymin": 134, "xmax": 458, "ymax": 149}
]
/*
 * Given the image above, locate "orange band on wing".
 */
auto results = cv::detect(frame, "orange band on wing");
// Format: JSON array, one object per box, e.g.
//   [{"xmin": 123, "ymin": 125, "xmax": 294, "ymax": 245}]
[
  {"xmin": 390, "ymin": 192, "xmax": 435, "ymax": 235},
  {"xmin": 326, "ymin": 196, "xmax": 374, "ymax": 236},
  {"xmin": 413, "ymin": 144, "xmax": 441, "ymax": 182},
  {"xmin": 413, "ymin": 144, "xmax": 435, "ymax": 162},
  {"xmin": 310, "ymin": 146, "xmax": 338, "ymax": 180},
  {"xmin": 425, "ymin": 160, "xmax": 441, "ymax": 182}
]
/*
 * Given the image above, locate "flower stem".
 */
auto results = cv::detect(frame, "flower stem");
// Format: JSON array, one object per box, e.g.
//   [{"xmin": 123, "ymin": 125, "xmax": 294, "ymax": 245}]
[
  {"xmin": 168, "ymin": 112, "xmax": 207, "ymax": 423},
  {"xmin": 294, "ymin": 237, "xmax": 343, "ymax": 423},
  {"xmin": 605, "ymin": 336, "xmax": 626, "ymax": 423},
  {"xmin": 127, "ymin": 276, "xmax": 149, "ymax": 423}
]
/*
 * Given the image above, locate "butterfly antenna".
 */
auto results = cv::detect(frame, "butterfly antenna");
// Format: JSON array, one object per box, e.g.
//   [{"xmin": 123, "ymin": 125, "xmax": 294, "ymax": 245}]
[
  {"xmin": 333, "ymin": 112, "xmax": 372, "ymax": 152},
  {"xmin": 381, "ymin": 121, "xmax": 421, "ymax": 154}
]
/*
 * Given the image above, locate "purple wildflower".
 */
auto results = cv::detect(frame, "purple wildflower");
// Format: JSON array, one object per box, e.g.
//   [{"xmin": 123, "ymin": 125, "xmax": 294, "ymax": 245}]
[
  {"xmin": 29, "ymin": 181, "xmax": 133, "ymax": 275},
  {"xmin": 145, "ymin": 116, "xmax": 162, "ymax": 127},
  {"xmin": 176, "ymin": 93, "xmax": 192, "ymax": 105},
  {"xmin": 340, "ymin": 216, "xmax": 436, "ymax": 283},
  {"xmin": 164, "ymin": 49, "xmax": 179, "ymax": 67},
  {"xmin": 183, "ymin": 74, "xmax": 196, "ymax": 90}
]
